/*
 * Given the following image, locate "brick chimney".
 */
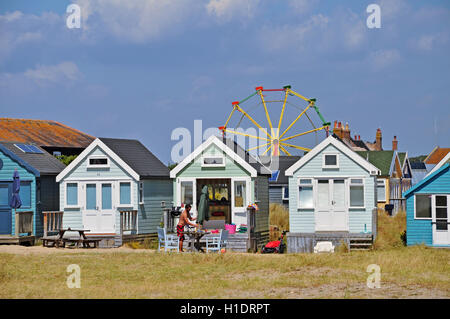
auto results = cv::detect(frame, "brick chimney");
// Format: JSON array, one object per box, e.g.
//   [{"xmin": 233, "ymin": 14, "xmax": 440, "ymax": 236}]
[
  {"xmin": 342, "ymin": 122, "xmax": 350, "ymax": 140},
  {"xmin": 375, "ymin": 128, "xmax": 382, "ymax": 151},
  {"xmin": 392, "ymin": 135, "xmax": 398, "ymax": 151},
  {"xmin": 333, "ymin": 121, "xmax": 343, "ymax": 139}
]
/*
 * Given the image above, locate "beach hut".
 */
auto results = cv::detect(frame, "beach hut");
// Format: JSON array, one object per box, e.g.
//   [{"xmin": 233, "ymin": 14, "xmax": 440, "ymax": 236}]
[
  {"xmin": 403, "ymin": 153, "xmax": 450, "ymax": 247},
  {"xmin": 56, "ymin": 138, "xmax": 172, "ymax": 247},
  {"xmin": 170, "ymin": 135, "xmax": 271, "ymax": 252},
  {"xmin": 0, "ymin": 141, "xmax": 65, "ymax": 244},
  {"xmin": 285, "ymin": 135, "xmax": 380, "ymax": 253}
]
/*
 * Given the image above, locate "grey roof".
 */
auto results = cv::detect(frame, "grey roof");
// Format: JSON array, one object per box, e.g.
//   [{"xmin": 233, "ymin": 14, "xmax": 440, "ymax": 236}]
[
  {"xmin": 221, "ymin": 137, "xmax": 271, "ymax": 175},
  {"xmin": 99, "ymin": 138, "xmax": 169, "ymax": 178},
  {"xmin": 259, "ymin": 155, "xmax": 302, "ymax": 185},
  {"xmin": 410, "ymin": 162, "xmax": 426, "ymax": 170},
  {"xmin": 0, "ymin": 141, "xmax": 66, "ymax": 175}
]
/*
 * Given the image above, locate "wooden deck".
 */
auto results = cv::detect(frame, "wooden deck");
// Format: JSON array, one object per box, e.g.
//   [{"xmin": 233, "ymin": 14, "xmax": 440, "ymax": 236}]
[
  {"xmin": 287, "ymin": 232, "xmax": 373, "ymax": 253},
  {"xmin": 0, "ymin": 235, "xmax": 35, "ymax": 245}
]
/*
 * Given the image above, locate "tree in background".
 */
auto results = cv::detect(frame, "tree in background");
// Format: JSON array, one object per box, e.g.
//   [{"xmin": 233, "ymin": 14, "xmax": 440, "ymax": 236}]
[{"xmin": 56, "ymin": 155, "xmax": 78, "ymax": 166}]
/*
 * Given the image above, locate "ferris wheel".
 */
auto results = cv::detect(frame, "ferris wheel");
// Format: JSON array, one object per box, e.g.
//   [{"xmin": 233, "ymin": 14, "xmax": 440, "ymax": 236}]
[{"xmin": 219, "ymin": 85, "xmax": 331, "ymax": 156}]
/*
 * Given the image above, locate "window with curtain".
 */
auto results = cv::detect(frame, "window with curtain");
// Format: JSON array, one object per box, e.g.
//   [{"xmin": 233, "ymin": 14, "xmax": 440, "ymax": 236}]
[
  {"xmin": 66, "ymin": 183, "xmax": 78, "ymax": 206},
  {"xmin": 298, "ymin": 179, "xmax": 313, "ymax": 208},
  {"xmin": 350, "ymin": 179, "xmax": 364, "ymax": 208},
  {"xmin": 377, "ymin": 179, "xmax": 386, "ymax": 202},
  {"xmin": 234, "ymin": 181, "xmax": 246, "ymax": 207},
  {"xmin": 120, "ymin": 182, "xmax": 131, "ymax": 205},
  {"xmin": 415, "ymin": 194, "xmax": 431, "ymax": 218},
  {"xmin": 20, "ymin": 181, "xmax": 31, "ymax": 208},
  {"xmin": 181, "ymin": 181, "xmax": 193, "ymax": 205}
]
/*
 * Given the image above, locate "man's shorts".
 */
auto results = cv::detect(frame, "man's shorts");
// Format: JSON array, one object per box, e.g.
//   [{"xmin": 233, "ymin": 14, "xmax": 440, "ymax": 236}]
[{"xmin": 177, "ymin": 224, "xmax": 185, "ymax": 241}]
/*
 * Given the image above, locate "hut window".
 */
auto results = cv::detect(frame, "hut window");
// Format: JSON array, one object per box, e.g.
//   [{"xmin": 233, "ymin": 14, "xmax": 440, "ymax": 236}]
[
  {"xmin": 298, "ymin": 179, "xmax": 313, "ymax": 208},
  {"xmin": 181, "ymin": 181, "xmax": 193, "ymax": 205},
  {"xmin": 66, "ymin": 183, "xmax": 78, "ymax": 206},
  {"xmin": 377, "ymin": 179, "xmax": 386, "ymax": 202},
  {"xmin": 349, "ymin": 179, "xmax": 364, "ymax": 208},
  {"xmin": 202, "ymin": 156, "xmax": 225, "ymax": 167},
  {"xmin": 435, "ymin": 196, "xmax": 448, "ymax": 230},
  {"xmin": 323, "ymin": 153, "xmax": 339, "ymax": 169},
  {"xmin": 415, "ymin": 195, "xmax": 431, "ymax": 219},
  {"xmin": 282, "ymin": 187, "xmax": 289, "ymax": 201},
  {"xmin": 234, "ymin": 181, "xmax": 246, "ymax": 208},
  {"xmin": 120, "ymin": 182, "xmax": 131, "ymax": 205},
  {"xmin": 19, "ymin": 181, "xmax": 31, "ymax": 208},
  {"xmin": 139, "ymin": 182, "xmax": 144, "ymax": 204},
  {"xmin": 88, "ymin": 156, "xmax": 109, "ymax": 167}
]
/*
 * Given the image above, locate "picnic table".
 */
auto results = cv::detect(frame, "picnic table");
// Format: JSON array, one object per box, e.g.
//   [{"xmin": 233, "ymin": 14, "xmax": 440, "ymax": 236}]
[
  {"xmin": 42, "ymin": 228, "xmax": 100, "ymax": 248},
  {"xmin": 182, "ymin": 230, "xmax": 211, "ymax": 253}
]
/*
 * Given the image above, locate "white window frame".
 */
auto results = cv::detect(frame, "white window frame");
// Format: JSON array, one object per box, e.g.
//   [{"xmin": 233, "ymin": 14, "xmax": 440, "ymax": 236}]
[
  {"xmin": 348, "ymin": 178, "xmax": 365, "ymax": 209},
  {"xmin": 232, "ymin": 177, "xmax": 251, "ymax": 213},
  {"xmin": 139, "ymin": 181, "xmax": 144, "ymax": 205},
  {"xmin": 377, "ymin": 178, "xmax": 387, "ymax": 202},
  {"xmin": 297, "ymin": 178, "xmax": 314, "ymax": 209},
  {"xmin": 117, "ymin": 180, "xmax": 133, "ymax": 208},
  {"xmin": 322, "ymin": 153, "xmax": 339, "ymax": 169},
  {"xmin": 177, "ymin": 178, "xmax": 197, "ymax": 215},
  {"xmin": 65, "ymin": 181, "xmax": 80, "ymax": 208},
  {"xmin": 414, "ymin": 194, "xmax": 432, "ymax": 220},
  {"xmin": 201, "ymin": 156, "xmax": 226, "ymax": 168},
  {"xmin": 282, "ymin": 186, "xmax": 289, "ymax": 201},
  {"xmin": 87, "ymin": 155, "xmax": 110, "ymax": 169}
]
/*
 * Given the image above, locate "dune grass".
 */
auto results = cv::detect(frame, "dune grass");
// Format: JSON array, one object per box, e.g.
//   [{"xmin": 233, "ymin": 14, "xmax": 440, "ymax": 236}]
[
  {"xmin": 269, "ymin": 203, "xmax": 289, "ymax": 241},
  {"xmin": 0, "ymin": 245, "xmax": 448, "ymax": 298},
  {"xmin": 374, "ymin": 209, "xmax": 407, "ymax": 250}
]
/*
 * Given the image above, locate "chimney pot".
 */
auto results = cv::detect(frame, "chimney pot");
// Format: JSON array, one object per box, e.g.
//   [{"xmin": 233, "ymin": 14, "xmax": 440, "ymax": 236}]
[{"xmin": 392, "ymin": 135, "xmax": 398, "ymax": 151}]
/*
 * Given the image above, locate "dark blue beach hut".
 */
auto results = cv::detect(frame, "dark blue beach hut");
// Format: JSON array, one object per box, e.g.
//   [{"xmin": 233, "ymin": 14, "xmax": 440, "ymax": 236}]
[{"xmin": 0, "ymin": 141, "xmax": 65, "ymax": 244}]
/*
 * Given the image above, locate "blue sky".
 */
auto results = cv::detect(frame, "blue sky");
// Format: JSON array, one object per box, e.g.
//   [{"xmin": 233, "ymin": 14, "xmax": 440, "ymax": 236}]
[{"xmin": 0, "ymin": 0, "xmax": 449, "ymax": 164}]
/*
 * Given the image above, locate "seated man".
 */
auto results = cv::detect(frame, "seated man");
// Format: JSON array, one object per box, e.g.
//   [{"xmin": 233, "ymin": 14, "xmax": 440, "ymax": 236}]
[{"xmin": 177, "ymin": 204, "xmax": 200, "ymax": 252}]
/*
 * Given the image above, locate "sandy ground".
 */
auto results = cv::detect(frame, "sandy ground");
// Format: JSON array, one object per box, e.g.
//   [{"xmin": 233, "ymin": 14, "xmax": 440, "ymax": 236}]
[
  {"xmin": 1, "ymin": 245, "xmax": 448, "ymax": 299},
  {"xmin": 0, "ymin": 244, "xmax": 149, "ymax": 255}
]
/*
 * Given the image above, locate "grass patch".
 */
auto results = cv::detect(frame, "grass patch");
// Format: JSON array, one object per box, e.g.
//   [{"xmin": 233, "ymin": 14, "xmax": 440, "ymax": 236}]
[
  {"xmin": 374, "ymin": 209, "xmax": 406, "ymax": 250},
  {"xmin": 269, "ymin": 203, "xmax": 289, "ymax": 241},
  {"xmin": 0, "ymin": 246, "xmax": 448, "ymax": 298}
]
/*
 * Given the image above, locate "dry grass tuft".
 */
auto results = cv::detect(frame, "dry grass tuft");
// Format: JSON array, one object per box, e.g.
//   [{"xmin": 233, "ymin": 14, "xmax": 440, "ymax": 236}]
[
  {"xmin": 373, "ymin": 209, "xmax": 406, "ymax": 250},
  {"xmin": 269, "ymin": 203, "xmax": 289, "ymax": 241}
]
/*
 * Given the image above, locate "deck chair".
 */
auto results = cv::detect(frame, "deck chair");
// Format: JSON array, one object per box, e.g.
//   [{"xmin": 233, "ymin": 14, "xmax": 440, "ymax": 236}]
[
  {"xmin": 157, "ymin": 227, "xmax": 179, "ymax": 252},
  {"xmin": 205, "ymin": 229, "xmax": 229, "ymax": 253}
]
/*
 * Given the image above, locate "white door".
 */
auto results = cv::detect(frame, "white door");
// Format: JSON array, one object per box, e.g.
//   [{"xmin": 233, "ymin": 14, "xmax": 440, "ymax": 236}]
[
  {"xmin": 232, "ymin": 179, "xmax": 250, "ymax": 226},
  {"xmin": 432, "ymin": 195, "xmax": 450, "ymax": 245},
  {"xmin": 315, "ymin": 179, "xmax": 348, "ymax": 231},
  {"xmin": 82, "ymin": 182, "xmax": 115, "ymax": 233}
]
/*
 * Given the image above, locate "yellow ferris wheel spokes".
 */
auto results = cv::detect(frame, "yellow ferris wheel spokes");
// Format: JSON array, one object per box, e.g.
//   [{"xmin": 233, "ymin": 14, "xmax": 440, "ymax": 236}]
[{"xmin": 219, "ymin": 85, "xmax": 331, "ymax": 156}]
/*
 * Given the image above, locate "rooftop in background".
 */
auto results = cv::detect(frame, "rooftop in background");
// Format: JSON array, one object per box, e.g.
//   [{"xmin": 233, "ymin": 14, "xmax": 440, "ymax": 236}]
[
  {"xmin": 259, "ymin": 155, "xmax": 302, "ymax": 185},
  {"xmin": 356, "ymin": 150, "xmax": 395, "ymax": 176},
  {"xmin": 99, "ymin": 137, "xmax": 170, "ymax": 178},
  {"xmin": 0, "ymin": 141, "xmax": 66, "ymax": 175},
  {"xmin": 0, "ymin": 118, "xmax": 95, "ymax": 149},
  {"xmin": 424, "ymin": 147, "xmax": 450, "ymax": 164}
]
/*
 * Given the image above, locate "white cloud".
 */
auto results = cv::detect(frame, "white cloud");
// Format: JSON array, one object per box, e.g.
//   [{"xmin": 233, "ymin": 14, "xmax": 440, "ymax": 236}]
[
  {"xmin": 261, "ymin": 14, "xmax": 329, "ymax": 52},
  {"xmin": 0, "ymin": 11, "xmax": 62, "ymax": 63},
  {"xmin": 288, "ymin": 0, "xmax": 318, "ymax": 14},
  {"xmin": 75, "ymin": 0, "xmax": 199, "ymax": 42},
  {"xmin": 415, "ymin": 33, "xmax": 449, "ymax": 51},
  {"xmin": 368, "ymin": 49, "xmax": 401, "ymax": 69},
  {"xmin": 206, "ymin": 0, "xmax": 260, "ymax": 22},
  {"xmin": 0, "ymin": 62, "xmax": 81, "ymax": 91}
]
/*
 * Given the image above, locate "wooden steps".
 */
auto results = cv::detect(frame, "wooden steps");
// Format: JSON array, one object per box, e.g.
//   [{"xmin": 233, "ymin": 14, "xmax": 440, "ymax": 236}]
[{"xmin": 349, "ymin": 237, "xmax": 373, "ymax": 251}]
